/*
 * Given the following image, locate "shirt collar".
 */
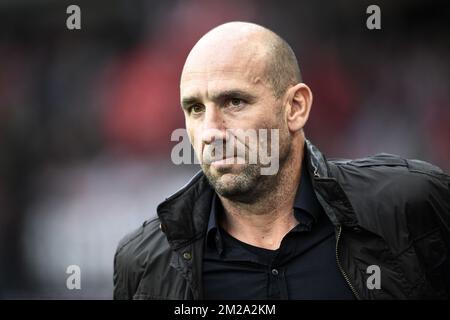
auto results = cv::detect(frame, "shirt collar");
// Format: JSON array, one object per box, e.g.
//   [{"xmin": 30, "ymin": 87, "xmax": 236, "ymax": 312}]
[
  {"xmin": 293, "ymin": 160, "xmax": 322, "ymax": 223},
  {"xmin": 206, "ymin": 192, "xmax": 224, "ymax": 254}
]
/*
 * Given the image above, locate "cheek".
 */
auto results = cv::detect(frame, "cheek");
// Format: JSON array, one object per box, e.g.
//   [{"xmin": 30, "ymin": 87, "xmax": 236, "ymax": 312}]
[
  {"xmin": 258, "ymin": 109, "xmax": 285, "ymax": 131},
  {"xmin": 254, "ymin": 102, "xmax": 284, "ymax": 128},
  {"xmin": 187, "ymin": 127, "xmax": 202, "ymax": 156},
  {"xmin": 186, "ymin": 127, "xmax": 195, "ymax": 147}
]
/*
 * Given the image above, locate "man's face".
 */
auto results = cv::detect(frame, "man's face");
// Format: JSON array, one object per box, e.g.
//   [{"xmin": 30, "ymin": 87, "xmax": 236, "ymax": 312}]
[{"xmin": 180, "ymin": 40, "xmax": 291, "ymax": 201}]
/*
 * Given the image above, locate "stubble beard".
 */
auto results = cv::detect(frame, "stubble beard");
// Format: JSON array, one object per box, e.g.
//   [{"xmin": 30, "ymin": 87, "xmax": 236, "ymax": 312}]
[{"xmin": 201, "ymin": 129, "xmax": 292, "ymax": 204}]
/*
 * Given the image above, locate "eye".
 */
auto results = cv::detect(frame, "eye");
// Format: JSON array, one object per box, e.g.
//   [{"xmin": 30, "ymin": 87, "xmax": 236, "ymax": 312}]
[
  {"xmin": 229, "ymin": 98, "xmax": 244, "ymax": 107},
  {"xmin": 190, "ymin": 104, "xmax": 205, "ymax": 115}
]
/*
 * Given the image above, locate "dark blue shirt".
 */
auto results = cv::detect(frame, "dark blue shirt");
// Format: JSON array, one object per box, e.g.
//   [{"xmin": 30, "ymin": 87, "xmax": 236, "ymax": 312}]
[{"xmin": 202, "ymin": 163, "xmax": 355, "ymax": 299}]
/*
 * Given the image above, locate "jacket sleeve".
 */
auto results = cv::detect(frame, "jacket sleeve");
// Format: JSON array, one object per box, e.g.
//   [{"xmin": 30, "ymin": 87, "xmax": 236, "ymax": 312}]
[
  {"xmin": 113, "ymin": 239, "xmax": 131, "ymax": 300},
  {"xmin": 113, "ymin": 246, "xmax": 128, "ymax": 300},
  {"xmin": 113, "ymin": 230, "xmax": 142, "ymax": 300},
  {"xmin": 438, "ymin": 174, "xmax": 450, "ymax": 295},
  {"xmin": 432, "ymin": 172, "xmax": 450, "ymax": 238},
  {"xmin": 405, "ymin": 159, "xmax": 450, "ymax": 296},
  {"xmin": 442, "ymin": 174, "xmax": 450, "ymax": 294},
  {"xmin": 417, "ymin": 169, "xmax": 450, "ymax": 296}
]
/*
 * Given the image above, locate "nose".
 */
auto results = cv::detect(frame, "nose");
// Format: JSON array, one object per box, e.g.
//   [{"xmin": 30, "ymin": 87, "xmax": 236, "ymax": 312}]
[{"xmin": 201, "ymin": 106, "xmax": 226, "ymax": 144}]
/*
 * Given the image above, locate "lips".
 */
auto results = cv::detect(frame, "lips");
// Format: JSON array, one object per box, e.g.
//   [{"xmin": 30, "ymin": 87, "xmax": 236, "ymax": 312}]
[
  {"xmin": 210, "ymin": 156, "xmax": 236, "ymax": 164},
  {"xmin": 211, "ymin": 158, "xmax": 231, "ymax": 166},
  {"xmin": 202, "ymin": 138, "xmax": 248, "ymax": 165},
  {"xmin": 210, "ymin": 155, "xmax": 248, "ymax": 166}
]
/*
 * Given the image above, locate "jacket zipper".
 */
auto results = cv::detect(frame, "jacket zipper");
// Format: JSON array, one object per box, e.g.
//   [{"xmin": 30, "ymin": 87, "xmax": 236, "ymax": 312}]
[
  {"xmin": 312, "ymin": 164, "xmax": 361, "ymax": 299},
  {"xmin": 335, "ymin": 225, "xmax": 361, "ymax": 300}
]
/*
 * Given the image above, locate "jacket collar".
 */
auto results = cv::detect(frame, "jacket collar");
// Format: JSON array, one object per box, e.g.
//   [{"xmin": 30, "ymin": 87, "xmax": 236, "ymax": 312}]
[
  {"xmin": 157, "ymin": 139, "xmax": 358, "ymax": 248},
  {"xmin": 157, "ymin": 171, "xmax": 213, "ymax": 249},
  {"xmin": 305, "ymin": 140, "xmax": 360, "ymax": 227}
]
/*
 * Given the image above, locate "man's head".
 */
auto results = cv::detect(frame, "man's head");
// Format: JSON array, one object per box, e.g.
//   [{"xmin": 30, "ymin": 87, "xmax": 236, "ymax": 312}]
[{"xmin": 180, "ymin": 21, "xmax": 313, "ymax": 202}]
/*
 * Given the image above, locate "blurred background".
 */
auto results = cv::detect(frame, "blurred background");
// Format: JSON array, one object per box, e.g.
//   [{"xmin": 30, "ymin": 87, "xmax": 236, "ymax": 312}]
[{"xmin": 0, "ymin": 0, "xmax": 449, "ymax": 299}]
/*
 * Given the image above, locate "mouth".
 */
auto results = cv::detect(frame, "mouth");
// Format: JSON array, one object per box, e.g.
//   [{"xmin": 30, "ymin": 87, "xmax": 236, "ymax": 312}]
[{"xmin": 210, "ymin": 156, "xmax": 246, "ymax": 168}]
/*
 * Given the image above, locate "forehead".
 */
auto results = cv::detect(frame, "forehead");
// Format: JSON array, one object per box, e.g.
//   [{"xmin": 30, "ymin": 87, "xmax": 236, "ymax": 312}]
[
  {"xmin": 180, "ymin": 71, "xmax": 266, "ymax": 100},
  {"xmin": 180, "ymin": 42, "xmax": 270, "ymax": 99}
]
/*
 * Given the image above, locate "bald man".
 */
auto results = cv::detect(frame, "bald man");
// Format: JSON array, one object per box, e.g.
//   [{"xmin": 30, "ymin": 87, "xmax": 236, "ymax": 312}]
[{"xmin": 113, "ymin": 22, "xmax": 450, "ymax": 300}]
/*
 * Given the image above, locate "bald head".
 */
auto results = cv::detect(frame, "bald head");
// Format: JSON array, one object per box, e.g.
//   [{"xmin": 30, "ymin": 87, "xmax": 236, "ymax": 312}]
[{"xmin": 181, "ymin": 21, "xmax": 302, "ymax": 99}]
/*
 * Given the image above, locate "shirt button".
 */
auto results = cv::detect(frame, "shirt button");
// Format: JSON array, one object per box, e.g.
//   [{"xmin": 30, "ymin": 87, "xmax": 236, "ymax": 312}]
[{"xmin": 271, "ymin": 268, "xmax": 279, "ymax": 276}]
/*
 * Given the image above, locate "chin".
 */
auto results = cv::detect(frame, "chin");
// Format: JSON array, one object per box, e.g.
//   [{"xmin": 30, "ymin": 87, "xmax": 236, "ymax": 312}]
[
  {"xmin": 215, "ymin": 171, "xmax": 239, "ymax": 185},
  {"xmin": 204, "ymin": 164, "xmax": 261, "ymax": 201}
]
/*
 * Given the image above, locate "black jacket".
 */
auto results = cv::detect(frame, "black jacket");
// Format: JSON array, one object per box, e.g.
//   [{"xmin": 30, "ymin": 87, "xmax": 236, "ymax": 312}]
[{"xmin": 113, "ymin": 140, "xmax": 450, "ymax": 299}]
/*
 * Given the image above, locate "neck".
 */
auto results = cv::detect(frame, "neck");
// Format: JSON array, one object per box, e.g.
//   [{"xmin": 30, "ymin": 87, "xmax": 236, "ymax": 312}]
[{"xmin": 218, "ymin": 138, "xmax": 304, "ymax": 250}]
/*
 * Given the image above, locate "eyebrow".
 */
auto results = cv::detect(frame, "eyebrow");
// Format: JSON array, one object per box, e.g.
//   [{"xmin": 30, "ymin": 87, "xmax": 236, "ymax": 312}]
[{"xmin": 181, "ymin": 89, "xmax": 257, "ymax": 110}]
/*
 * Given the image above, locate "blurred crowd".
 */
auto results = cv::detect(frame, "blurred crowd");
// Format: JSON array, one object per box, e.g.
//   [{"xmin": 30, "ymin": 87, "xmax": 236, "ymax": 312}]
[{"xmin": 0, "ymin": 0, "xmax": 449, "ymax": 298}]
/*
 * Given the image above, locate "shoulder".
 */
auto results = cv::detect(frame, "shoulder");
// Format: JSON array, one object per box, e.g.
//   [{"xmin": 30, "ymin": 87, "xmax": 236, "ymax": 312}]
[
  {"xmin": 115, "ymin": 218, "xmax": 165, "ymax": 256},
  {"xmin": 113, "ymin": 217, "xmax": 170, "ymax": 299},
  {"xmin": 327, "ymin": 153, "xmax": 450, "ymax": 246},
  {"xmin": 328, "ymin": 153, "xmax": 449, "ymax": 200}
]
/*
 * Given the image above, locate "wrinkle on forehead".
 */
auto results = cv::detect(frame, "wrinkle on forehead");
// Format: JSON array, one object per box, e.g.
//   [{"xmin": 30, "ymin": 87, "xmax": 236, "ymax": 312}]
[
  {"xmin": 180, "ymin": 68, "xmax": 268, "ymax": 101},
  {"xmin": 181, "ymin": 77, "xmax": 266, "ymax": 105},
  {"xmin": 182, "ymin": 68, "xmax": 264, "ymax": 84}
]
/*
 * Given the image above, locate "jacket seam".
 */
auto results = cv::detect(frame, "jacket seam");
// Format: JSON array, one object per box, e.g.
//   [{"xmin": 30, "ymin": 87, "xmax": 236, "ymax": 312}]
[
  {"xmin": 408, "ymin": 169, "xmax": 448, "ymax": 180},
  {"xmin": 115, "ymin": 219, "xmax": 160, "ymax": 255},
  {"xmin": 392, "ymin": 227, "xmax": 441, "ymax": 259}
]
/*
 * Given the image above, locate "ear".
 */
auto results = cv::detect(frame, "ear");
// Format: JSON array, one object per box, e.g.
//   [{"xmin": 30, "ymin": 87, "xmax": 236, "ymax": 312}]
[{"xmin": 284, "ymin": 83, "xmax": 313, "ymax": 132}]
